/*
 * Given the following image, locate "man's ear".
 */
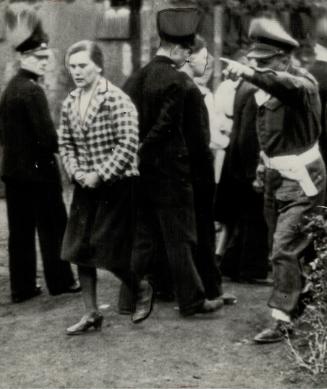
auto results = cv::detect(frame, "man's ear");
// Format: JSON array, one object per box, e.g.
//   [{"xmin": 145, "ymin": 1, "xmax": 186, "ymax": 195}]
[
  {"xmin": 281, "ymin": 55, "xmax": 291, "ymax": 68},
  {"xmin": 184, "ymin": 47, "xmax": 192, "ymax": 57},
  {"xmin": 170, "ymin": 44, "xmax": 179, "ymax": 56},
  {"xmin": 19, "ymin": 53, "xmax": 31, "ymax": 66}
]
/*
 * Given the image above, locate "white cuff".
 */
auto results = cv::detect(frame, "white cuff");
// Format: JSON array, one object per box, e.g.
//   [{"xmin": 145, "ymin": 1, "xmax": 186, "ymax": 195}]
[{"xmin": 271, "ymin": 308, "xmax": 291, "ymax": 323}]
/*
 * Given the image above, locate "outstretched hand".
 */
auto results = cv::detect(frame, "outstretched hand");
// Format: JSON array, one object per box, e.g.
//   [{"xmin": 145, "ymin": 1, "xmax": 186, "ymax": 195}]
[{"xmin": 220, "ymin": 57, "xmax": 254, "ymax": 81}]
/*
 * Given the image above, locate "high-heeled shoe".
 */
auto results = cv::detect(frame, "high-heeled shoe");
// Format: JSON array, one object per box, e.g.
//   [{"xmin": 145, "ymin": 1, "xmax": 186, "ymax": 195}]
[{"xmin": 66, "ymin": 312, "xmax": 103, "ymax": 335}]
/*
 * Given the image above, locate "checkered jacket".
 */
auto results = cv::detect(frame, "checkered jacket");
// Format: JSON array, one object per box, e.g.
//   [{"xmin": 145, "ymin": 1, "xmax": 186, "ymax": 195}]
[{"xmin": 58, "ymin": 77, "xmax": 139, "ymax": 182}]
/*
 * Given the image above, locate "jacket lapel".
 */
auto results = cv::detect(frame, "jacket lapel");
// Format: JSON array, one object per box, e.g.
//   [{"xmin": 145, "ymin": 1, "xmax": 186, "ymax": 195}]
[
  {"xmin": 81, "ymin": 77, "xmax": 108, "ymax": 131},
  {"xmin": 68, "ymin": 88, "xmax": 83, "ymax": 134}
]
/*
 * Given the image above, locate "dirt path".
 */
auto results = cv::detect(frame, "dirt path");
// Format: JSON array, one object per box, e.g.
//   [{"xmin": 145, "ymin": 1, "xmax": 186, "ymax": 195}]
[{"xmin": 0, "ymin": 199, "xmax": 325, "ymax": 389}]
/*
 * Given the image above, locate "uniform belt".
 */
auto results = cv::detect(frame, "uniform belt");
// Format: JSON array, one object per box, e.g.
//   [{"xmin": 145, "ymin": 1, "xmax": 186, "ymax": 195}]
[{"xmin": 260, "ymin": 143, "xmax": 320, "ymax": 197}]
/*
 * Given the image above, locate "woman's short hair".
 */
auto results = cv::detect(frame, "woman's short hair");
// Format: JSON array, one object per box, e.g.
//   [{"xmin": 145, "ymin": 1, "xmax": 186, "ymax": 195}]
[
  {"xmin": 65, "ymin": 40, "xmax": 104, "ymax": 71},
  {"xmin": 190, "ymin": 35, "xmax": 207, "ymax": 54}
]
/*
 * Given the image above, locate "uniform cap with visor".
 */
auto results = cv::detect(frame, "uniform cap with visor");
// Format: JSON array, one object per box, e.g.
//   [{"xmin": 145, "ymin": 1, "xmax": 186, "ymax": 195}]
[
  {"xmin": 247, "ymin": 18, "xmax": 299, "ymax": 59},
  {"xmin": 5, "ymin": 8, "xmax": 50, "ymax": 56}
]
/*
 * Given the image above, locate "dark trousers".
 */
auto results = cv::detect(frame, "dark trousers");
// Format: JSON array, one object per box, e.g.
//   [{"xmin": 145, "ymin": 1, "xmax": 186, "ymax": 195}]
[
  {"xmin": 5, "ymin": 180, "xmax": 75, "ymax": 298},
  {"xmin": 193, "ymin": 180, "xmax": 223, "ymax": 299},
  {"xmin": 132, "ymin": 204, "xmax": 205, "ymax": 315},
  {"xmin": 264, "ymin": 158, "xmax": 326, "ymax": 316},
  {"xmin": 221, "ymin": 189, "xmax": 269, "ymax": 281}
]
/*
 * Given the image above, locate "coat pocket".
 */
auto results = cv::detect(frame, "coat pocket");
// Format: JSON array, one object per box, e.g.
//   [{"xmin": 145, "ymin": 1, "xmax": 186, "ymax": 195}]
[{"xmin": 275, "ymin": 178, "xmax": 302, "ymax": 202}]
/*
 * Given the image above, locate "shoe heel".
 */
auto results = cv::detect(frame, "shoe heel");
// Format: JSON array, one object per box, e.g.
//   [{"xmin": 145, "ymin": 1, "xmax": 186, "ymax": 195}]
[
  {"xmin": 93, "ymin": 315, "xmax": 103, "ymax": 330},
  {"xmin": 66, "ymin": 313, "xmax": 104, "ymax": 335}
]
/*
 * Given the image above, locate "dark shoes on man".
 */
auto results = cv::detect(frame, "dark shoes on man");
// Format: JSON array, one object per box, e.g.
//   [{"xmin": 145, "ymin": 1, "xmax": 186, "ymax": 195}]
[
  {"xmin": 12, "ymin": 281, "xmax": 81, "ymax": 303},
  {"xmin": 242, "ymin": 277, "xmax": 273, "ymax": 286},
  {"xmin": 132, "ymin": 280, "xmax": 154, "ymax": 323},
  {"xmin": 195, "ymin": 297, "xmax": 224, "ymax": 314},
  {"xmin": 181, "ymin": 297, "xmax": 224, "ymax": 316},
  {"xmin": 221, "ymin": 292, "xmax": 237, "ymax": 305},
  {"xmin": 12, "ymin": 285, "xmax": 42, "ymax": 303},
  {"xmin": 50, "ymin": 281, "xmax": 82, "ymax": 296},
  {"xmin": 130, "ymin": 279, "xmax": 235, "ymax": 322},
  {"xmin": 254, "ymin": 320, "xmax": 294, "ymax": 344}
]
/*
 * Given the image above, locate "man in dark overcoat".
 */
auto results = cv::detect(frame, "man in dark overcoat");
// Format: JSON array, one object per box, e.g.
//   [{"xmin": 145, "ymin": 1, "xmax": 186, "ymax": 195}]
[
  {"xmin": 0, "ymin": 16, "xmax": 79, "ymax": 303},
  {"xmin": 123, "ymin": 8, "xmax": 223, "ymax": 322}
]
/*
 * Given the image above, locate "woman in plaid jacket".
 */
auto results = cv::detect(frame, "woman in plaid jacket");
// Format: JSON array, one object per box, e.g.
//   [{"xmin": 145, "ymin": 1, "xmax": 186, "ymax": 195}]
[{"xmin": 58, "ymin": 40, "xmax": 139, "ymax": 335}]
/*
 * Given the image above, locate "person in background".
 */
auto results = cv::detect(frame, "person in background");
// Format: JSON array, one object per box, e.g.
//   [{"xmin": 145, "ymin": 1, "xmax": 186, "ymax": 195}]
[
  {"xmin": 123, "ymin": 8, "xmax": 224, "ymax": 322},
  {"xmin": 58, "ymin": 40, "xmax": 139, "ymax": 334},
  {"xmin": 0, "ymin": 11, "xmax": 80, "ymax": 303},
  {"xmin": 310, "ymin": 16, "xmax": 327, "ymax": 171},
  {"xmin": 213, "ymin": 50, "xmax": 270, "ymax": 284},
  {"xmin": 222, "ymin": 18, "xmax": 326, "ymax": 344},
  {"xmin": 180, "ymin": 34, "xmax": 236, "ymax": 305},
  {"xmin": 219, "ymin": 75, "xmax": 270, "ymax": 285},
  {"xmin": 213, "ymin": 50, "xmax": 248, "ymax": 261}
]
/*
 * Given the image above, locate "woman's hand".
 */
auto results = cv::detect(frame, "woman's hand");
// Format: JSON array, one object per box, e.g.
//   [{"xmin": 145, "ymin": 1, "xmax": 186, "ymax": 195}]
[
  {"xmin": 74, "ymin": 171, "xmax": 86, "ymax": 187},
  {"xmin": 83, "ymin": 172, "xmax": 101, "ymax": 189}
]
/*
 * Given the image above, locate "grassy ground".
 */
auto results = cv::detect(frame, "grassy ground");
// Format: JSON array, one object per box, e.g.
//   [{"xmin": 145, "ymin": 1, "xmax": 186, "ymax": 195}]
[{"xmin": 0, "ymin": 198, "xmax": 326, "ymax": 389}]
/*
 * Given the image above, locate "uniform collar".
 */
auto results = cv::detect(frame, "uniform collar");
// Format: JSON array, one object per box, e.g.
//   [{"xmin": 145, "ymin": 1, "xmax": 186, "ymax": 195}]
[
  {"xmin": 18, "ymin": 68, "xmax": 39, "ymax": 82},
  {"xmin": 153, "ymin": 55, "xmax": 177, "ymax": 67}
]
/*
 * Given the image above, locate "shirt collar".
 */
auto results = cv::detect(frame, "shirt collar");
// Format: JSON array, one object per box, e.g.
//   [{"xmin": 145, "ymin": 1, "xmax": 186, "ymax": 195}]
[
  {"xmin": 315, "ymin": 43, "xmax": 327, "ymax": 62},
  {"xmin": 153, "ymin": 55, "xmax": 177, "ymax": 67}
]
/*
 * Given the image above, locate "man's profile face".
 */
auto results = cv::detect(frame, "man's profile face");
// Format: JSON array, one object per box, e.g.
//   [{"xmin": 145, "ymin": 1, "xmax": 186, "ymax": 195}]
[
  {"xmin": 21, "ymin": 51, "xmax": 50, "ymax": 76},
  {"xmin": 189, "ymin": 47, "xmax": 208, "ymax": 77},
  {"xmin": 255, "ymin": 55, "xmax": 289, "ymax": 71}
]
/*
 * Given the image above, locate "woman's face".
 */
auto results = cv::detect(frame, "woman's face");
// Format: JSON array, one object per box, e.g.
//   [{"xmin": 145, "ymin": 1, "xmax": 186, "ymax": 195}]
[
  {"xmin": 68, "ymin": 50, "xmax": 100, "ymax": 89},
  {"xmin": 189, "ymin": 47, "xmax": 208, "ymax": 77}
]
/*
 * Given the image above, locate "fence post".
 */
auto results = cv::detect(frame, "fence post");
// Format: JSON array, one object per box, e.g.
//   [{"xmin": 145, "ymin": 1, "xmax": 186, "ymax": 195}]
[
  {"xmin": 212, "ymin": 2, "xmax": 223, "ymax": 91},
  {"xmin": 139, "ymin": 0, "xmax": 153, "ymax": 67}
]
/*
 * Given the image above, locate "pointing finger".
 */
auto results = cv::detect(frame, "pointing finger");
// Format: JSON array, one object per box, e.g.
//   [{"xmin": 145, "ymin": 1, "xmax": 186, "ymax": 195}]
[{"xmin": 219, "ymin": 57, "xmax": 231, "ymax": 64}]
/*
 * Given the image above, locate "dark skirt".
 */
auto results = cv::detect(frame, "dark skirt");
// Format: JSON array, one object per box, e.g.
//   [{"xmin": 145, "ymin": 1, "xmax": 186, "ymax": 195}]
[{"xmin": 61, "ymin": 178, "xmax": 135, "ymax": 278}]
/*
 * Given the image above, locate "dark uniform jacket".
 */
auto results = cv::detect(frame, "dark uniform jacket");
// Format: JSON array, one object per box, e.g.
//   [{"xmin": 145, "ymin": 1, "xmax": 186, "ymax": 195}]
[
  {"xmin": 247, "ymin": 66, "xmax": 321, "ymax": 157},
  {"xmin": 0, "ymin": 69, "xmax": 60, "ymax": 184},
  {"xmin": 124, "ymin": 55, "xmax": 213, "ymax": 208}
]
